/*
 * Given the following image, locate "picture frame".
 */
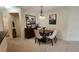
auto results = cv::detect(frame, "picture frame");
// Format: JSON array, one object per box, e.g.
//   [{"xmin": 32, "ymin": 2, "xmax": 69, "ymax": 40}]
[
  {"xmin": 25, "ymin": 15, "xmax": 36, "ymax": 28},
  {"xmin": 49, "ymin": 14, "xmax": 57, "ymax": 24}
]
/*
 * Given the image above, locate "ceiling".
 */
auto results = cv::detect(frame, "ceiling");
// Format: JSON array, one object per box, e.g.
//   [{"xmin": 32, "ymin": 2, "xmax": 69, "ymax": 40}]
[{"xmin": 18, "ymin": 6, "xmax": 64, "ymax": 13}]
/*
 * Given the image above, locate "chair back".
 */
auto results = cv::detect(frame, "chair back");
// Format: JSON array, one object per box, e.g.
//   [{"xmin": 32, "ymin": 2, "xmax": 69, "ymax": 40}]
[
  {"xmin": 50, "ymin": 30, "xmax": 57, "ymax": 39},
  {"xmin": 34, "ymin": 29, "xmax": 41, "ymax": 38}
]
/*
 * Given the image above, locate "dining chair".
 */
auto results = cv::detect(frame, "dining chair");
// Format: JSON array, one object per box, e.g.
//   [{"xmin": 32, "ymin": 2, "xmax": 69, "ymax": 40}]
[
  {"xmin": 34, "ymin": 29, "xmax": 43, "ymax": 45},
  {"xmin": 46, "ymin": 30, "xmax": 57, "ymax": 46}
]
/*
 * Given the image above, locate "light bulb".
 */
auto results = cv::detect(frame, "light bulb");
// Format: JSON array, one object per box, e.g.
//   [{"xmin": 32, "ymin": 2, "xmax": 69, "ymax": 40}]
[{"xmin": 39, "ymin": 16, "xmax": 45, "ymax": 19}]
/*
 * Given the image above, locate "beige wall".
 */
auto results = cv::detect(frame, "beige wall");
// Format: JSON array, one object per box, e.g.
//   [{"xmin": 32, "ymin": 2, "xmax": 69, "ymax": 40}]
[
  {"xmin": 66, "ymin": 7, "xmax": 79, "ymax": 41},
  {"xmin": 0, "ymin": 7, "xmax": 3, "ymax": 31},
  {"xmin": 2, "ymin": 8, "xmax": 9, "ymax": 32},
  {"xmin": 2, "ymin": 7, "xmax": 13, "ymax": 38}
]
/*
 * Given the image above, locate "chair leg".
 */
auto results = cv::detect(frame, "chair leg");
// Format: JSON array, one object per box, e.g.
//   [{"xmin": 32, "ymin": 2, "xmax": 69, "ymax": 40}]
[
  {"xmin": 54, "ymin": 38, "xmax": 56, "ymax": 43},
  {"xmin": 39, "ymin": 41, "xmax": 40, "ymax": 45},
  {"xmin": 55, "ymin": 36, "xmax": 57, "ymax": 43},
  {"xmin": 35, "ymin": 38, "xmax": 37, "ymax": 43},
  {"xmin": 38, "ymin": 39, "xmax": 40, "ymax": 45},
  {"xmin": 54, "ymin": 36, "xmax": 56, "ymax": 43},
  {"xmin": 51, "ymin": 40, "xmax": 53, "ymax": 46}
]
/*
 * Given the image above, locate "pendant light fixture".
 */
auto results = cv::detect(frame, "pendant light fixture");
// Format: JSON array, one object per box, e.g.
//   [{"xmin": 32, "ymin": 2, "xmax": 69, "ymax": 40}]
[{"xmin": 39, "ymin": 6, "xmax": 45, "ymax": 19}]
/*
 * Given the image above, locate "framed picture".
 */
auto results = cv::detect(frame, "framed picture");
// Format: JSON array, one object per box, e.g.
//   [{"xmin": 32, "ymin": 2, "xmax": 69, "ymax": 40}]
[
  {"xmin": 49, "ymin": 14, "xmax": 57, "ymax": 24},
  {"xmin": 25, "ymin": 15, "xmax": 36, "ymax": 28}
]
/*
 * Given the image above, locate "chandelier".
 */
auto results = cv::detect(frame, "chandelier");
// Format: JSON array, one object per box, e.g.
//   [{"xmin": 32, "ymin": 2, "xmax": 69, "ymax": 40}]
[{"xmin": 39, "ymin": 6, "xmax": 45, "ymax": 19}]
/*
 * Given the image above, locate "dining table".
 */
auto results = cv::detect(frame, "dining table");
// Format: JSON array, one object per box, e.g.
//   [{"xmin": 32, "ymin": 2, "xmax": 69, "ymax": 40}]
[{"xmin": 39, "ymin": 29, "xmax": 53, "ymax": 43}]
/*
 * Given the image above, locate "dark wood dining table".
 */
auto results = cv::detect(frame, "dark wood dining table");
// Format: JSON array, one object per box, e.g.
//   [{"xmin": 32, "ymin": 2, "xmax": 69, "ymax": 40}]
[
  {"xmin": 39, "ymin": 29, "xmax": 53, "ymax": 43},
  {"xmin": 39, "ymin": 29, "xmax": 53, "ymax": 35}
]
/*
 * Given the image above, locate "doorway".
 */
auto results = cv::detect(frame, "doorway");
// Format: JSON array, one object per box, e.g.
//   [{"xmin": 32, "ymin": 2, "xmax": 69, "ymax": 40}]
[{"xmin": 9, "ymin": 13, "xmax": 21, "ymax": 38}]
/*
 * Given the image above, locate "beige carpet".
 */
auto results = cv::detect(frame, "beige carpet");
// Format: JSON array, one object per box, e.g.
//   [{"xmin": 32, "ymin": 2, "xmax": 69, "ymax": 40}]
[{"xmin": 7, "ymin": 37, "xmax": 79, "ymax": 52}]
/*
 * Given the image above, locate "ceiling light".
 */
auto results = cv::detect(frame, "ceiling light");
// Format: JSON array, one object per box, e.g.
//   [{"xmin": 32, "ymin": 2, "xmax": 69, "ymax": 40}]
[{"xmin": 39, "ymin": 6, "xmax": 45, "ymax": 19}]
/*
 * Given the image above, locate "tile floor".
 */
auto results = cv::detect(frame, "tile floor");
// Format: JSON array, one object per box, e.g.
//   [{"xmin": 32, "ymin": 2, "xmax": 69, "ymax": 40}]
[{"xmin": 7, "ymin": 37, "xmax": 79, "ymax": 52}]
